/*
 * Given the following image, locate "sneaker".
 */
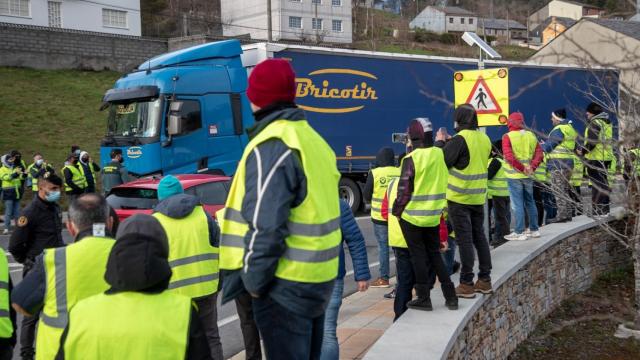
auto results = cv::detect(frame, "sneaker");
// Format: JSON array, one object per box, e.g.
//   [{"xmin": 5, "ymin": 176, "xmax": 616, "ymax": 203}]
[
  {"xmin": 383, "ymin": 289, "xmax": 396, "ymax": 299},
  {"xmin": 474, "ymin": 279, "xmax": 493, "ymax": 294},
  {"xmin": 370, "ymin": 278, "xmax": 391, "ymax": 288},
  {"xmin": 504, "ymin": 232, "xmax": 528, "ymax": 241},
  {"xmin": 525, "ymin": 228, "xmax": 531, "ymax": 235},
  {"xmin": 529, "ymin": 230, "xmax": 541, "ymax": 238},
  {"xmin": 455, "ymin": 283, "xmax": 476, "ymax": 299},
  {"xmin": 2, "ymin": 229, "xmax": 8, "ymax": 235}
]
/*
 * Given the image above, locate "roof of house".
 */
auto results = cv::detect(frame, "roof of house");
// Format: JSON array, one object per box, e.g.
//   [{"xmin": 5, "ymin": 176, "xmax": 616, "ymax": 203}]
[
  {"xmin": 585, "ymin": 18, "xmax": 640, "ymax": 41},
  {"xmin": 479, "ymin": 18, "xmax": 527, "ymax": 30},
  {"xmin": 559, "ymin": 0, "xmax": 602, "ymax": 10},
  {"xmin": 430, "ymin": 6, "xmax": 475, "ymax": 16},
  {"xmin": 531, "ymin": 16, "xmax": 577, "ymax": 35}
]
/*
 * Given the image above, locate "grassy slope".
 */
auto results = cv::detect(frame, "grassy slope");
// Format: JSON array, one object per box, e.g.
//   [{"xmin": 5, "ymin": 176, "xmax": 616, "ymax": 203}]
[{"xmin": 0, "ymin": 67, "xmax": 121, "ymax": 169}]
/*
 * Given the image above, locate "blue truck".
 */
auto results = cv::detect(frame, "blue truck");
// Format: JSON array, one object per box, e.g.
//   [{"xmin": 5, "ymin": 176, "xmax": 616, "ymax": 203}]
[{"xmin": 100, "ymin": 40, "xmax": 618, "ymax": 212}]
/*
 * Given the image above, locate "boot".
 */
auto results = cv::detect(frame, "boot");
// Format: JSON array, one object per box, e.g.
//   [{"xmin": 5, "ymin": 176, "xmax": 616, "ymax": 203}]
[
  {"xmin": 406, "ymin": 284, "xmax": 433, "ymax": 311},
  {"xmin": 442, "ymin": 282, "xmax": 459, "ymax": 310}
]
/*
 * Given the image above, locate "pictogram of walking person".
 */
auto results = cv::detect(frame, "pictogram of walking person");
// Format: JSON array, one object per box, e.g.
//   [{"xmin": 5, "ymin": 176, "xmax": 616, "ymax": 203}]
[{"xmin": 475, "ymin": 88, "xmax": 488, "ymax": 109}]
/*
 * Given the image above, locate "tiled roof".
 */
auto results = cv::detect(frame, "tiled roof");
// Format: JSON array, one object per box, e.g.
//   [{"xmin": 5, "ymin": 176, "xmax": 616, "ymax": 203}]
[
  {"xmin": 586, "ymin": 18, "xmax": 640, "ymax": 41},
  {"xmin": 479, "ymin": 18, "xmax": 527, "ymax": 30}
]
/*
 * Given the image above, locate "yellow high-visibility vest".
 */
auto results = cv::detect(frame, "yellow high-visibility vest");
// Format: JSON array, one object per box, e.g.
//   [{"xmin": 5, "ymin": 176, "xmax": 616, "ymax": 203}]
[
  {"xmin": 487, "ymin": 158, "xmax": 509, "ymax": 197},
  {"xmin": 446, "ymin": 130, "xmax": 491, "ymax": 205},
  {"xmin": 504, "ymin": 130, "xmax": 538, "ymax": 180},
  {"xmin": 370, "ymin": 166, "xmax": 400, "ymax": 222},
  {"xmin": 387, "ymin": 178, "xmax": 407, "ymax": 248},
  {"xmin": 400, "ymin": 147, "xmax": 447, "ymax": 227}
]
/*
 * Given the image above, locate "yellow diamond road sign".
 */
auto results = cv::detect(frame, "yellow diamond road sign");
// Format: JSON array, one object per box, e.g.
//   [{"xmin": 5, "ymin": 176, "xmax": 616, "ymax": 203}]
[{"xmin": 454, "ymin": 68, "xmax": 509, "ymax": 127}]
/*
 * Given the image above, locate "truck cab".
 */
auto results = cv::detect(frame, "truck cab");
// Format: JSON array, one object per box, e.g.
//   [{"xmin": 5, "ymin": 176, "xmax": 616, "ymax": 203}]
[{"xmin": 100, "ymin": 40, "xmax": 253, "ymax": 177}]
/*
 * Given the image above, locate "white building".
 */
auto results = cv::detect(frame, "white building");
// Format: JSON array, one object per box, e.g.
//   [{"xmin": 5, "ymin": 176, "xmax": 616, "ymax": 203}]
[
  {"xmin": 528, "ymin": 0, "xmax": 603, "ymax": 31},
  {"xmin": 0, "ymin": 0, "xmax": 141, "ymax": 36},
  {"xmin": 410, "ymin": 6, "xmax": 477, "ymax": 34},
  {"xmin": 222, "ymin": 0, "xmax": 352, "ymax": 43}
]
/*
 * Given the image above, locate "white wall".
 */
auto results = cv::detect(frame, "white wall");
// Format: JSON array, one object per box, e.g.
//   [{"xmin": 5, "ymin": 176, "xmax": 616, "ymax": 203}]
[
  {"xmin": 444, "ymin": 14, "xmax": 477, "ymax": 33},
  {"xmin": 0, "ymin": 0, "xmax": 141, "ymax": 36},
  {"xmin": 409, "ymin": 7, "xmax": 445, "ymax": 33},
  {"xmin": 548, "ymin": 0, "xmax": 583, "ymax": 21}
]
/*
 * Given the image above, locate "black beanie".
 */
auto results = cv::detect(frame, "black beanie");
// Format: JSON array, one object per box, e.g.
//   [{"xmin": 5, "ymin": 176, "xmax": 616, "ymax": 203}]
[
  {"xmin": 105, "ymin": 214, "xmax": 172, "ymax": 294},
  {"xmin": 552, "ymin": 108, "xmax": 566, "ymax": 120},
  {"xmin": 586, "ymin": 102, "xmax": 603, "ymax": 115}
]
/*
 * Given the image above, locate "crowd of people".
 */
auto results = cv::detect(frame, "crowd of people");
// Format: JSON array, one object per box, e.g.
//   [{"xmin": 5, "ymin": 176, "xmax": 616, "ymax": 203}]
[{"xmin": 0, "ymin": 57, "xmax": 635, "ymax": 360}]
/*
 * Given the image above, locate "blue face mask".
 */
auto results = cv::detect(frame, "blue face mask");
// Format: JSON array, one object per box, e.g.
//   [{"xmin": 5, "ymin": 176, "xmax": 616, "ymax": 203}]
[
  {"xmin": 45, "ymin": 191, "xmax": 61, "ymax": 203},
  {"xmin": 36, "ymin": 159, "xmax": 44, "ymax": 166}
]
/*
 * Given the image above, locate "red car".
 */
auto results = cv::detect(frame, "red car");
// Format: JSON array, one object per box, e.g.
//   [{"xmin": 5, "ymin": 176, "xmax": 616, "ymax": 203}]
[{"xmin": 106, "ymin": 174, "xmax": 231, "ymax": 222}]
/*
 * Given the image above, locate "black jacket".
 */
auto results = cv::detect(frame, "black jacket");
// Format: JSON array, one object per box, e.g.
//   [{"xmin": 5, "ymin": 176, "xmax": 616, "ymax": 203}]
[
  {"xmin": 583, "ymin": 113, "xmax": 611, "ymax": 153},
  {"xmin": 9, "ymin": 196, "xmax": 64, "ymax": 264},
  {"xmin": 364, "ymin": 148, "xmax": 396, "ymax": 225},
  {"xmin": 221, "ymin": 103, "xmax": 334, "ymax": 318},
  {"xmin": 63, "ymin": 164, "xmax": 84, "ymax": 195}
]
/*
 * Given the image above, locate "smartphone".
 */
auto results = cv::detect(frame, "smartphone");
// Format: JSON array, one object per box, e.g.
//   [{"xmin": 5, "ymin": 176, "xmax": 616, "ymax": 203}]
[
  {"xmin": 439, "ymin": 127, "xmax": 449, "ymax": 137},
  {"xmin": 392, "ymin": 133, "xmax": 408, "ymax": 144}
]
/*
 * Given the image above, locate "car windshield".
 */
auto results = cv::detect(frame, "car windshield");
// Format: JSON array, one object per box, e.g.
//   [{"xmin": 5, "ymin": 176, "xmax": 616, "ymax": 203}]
[
  {"xmin": 107, "ymin": 188, "xmax": 159, "ymax": 210},
  {"xmin": 106, "ymin": 99, "xmax": 162, "ymax": 138}
]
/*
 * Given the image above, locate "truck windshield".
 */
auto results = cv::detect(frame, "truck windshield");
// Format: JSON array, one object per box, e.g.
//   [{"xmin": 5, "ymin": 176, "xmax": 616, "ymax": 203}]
[{"xmin": 106, "ymin": 99, "xmax": 162, "ymax": 138}]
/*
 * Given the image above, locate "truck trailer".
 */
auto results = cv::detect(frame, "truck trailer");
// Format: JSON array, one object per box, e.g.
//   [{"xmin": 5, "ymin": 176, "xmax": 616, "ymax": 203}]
[{"xmin": 100, "ymin": 40, "xmax": 618, "ymax": 212}]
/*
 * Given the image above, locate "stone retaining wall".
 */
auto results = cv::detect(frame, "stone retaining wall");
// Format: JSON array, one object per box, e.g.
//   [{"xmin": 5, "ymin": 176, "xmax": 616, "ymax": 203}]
[{"xmin": 448, "ymin": 225, "xmax": 630, "ymax": 359}]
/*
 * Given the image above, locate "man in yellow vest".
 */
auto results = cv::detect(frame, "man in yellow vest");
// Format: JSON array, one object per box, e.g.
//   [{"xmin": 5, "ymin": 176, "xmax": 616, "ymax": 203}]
[
  {"xmin": 56, "ymin": 214, "xmax": 210, "ymax": 359},
  {"xmin": 541, "ymin": 109, "xmax": 577, "ymax": 223},
  {"xmin": 435, "ymin": 104, "xmax": 492, "ymax": 299},
  {"xmin": 1, "ymin": 151, "xmax": 25, "ymax": 234},
  {"xmin": 78, "ymin": 151, "xmax": 101, "ymax": 194},
  {"xmin": 0, "ymin": 247, "xmax": 16, "ymax": 360},
  {"xmin": 487, "ymin": 140, "xmax": 510, "ymax": 246},
  {"xmin": 153, "ymin": 175, "xmax": 223, "ymax": 359},
  {"xmin": 218, "ymin": 59, "xmax": 341, "ymax": 359},
  {"xmin": 11, "ymin": 193, "xmax": 116, "ymax": 360},
  {"xmin": 502, "ymin": 112, "xmax": 544, "ymax": 241},
  {"xmin": 27, "ymin": 153, "xmax": 55, "ymax": 194},
  {"xmin": 570, "ymin": 153, "xmax": 584, "ymax": 216},
  {"xmin": 61, "ymin": 154, "xmax": 86, "ymax": 203},
  {"xmin": 363, "ymin": 147, "xmax": 398, "ymax": 288},
  {"xmin": 582, "ymin": 102, "xmax": 614, "ymax": 217},
  {"xmin": 392, "ymin": 118, "xmax": 457, "ymax": 311}
]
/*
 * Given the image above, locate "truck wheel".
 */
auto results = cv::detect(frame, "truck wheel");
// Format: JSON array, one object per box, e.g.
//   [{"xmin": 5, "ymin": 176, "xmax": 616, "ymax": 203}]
[{"xmin": 339, "ymin": 178, "xmax": 361, "ymax": 214}]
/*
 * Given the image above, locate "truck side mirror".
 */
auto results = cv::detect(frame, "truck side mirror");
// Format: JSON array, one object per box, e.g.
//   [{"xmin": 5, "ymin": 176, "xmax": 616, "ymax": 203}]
[{"xmin": 168, "ymin": 114, "xmax": 182, "ymax": 136}]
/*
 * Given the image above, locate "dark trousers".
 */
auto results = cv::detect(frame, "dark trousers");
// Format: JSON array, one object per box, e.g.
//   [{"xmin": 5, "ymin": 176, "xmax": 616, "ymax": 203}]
[
  {"xmin": 586, "ymin": 160, "xmax": 611, "ymax": 214},
  {"xmin": 532, "ymin": 182, "xmax": 545, "ymax": 226},
  {"xmin": 20, "ymin": 266, "xmax": 38, "ymax": 357},
  {"xmin": 488, "ymin": 196, "xmax": 510, "ymax": 243},
  {"xmin": 253, "ymin": 296, "xmax": 325, "ymax": 360},
  {"xmin": 235, "ymin": 292, "xmax": 262, "ymax": 360},
  {"xmin": 448, "ymin": 201, "xmax": 492, "ymax": 285},
  {"xmin": 399, "ymin": 219, "xmax": 453, "ymax": 289},
  {"xmin": 392, "ymin": 247, "xmax": 415, "ymax": 321},
  {"xmin": 0, "ymin": 344, "xmax": 12, "ymax": 360},
  {"xmin": 194, "ymin": 293, "xmax": 224, "ymax": 360}
]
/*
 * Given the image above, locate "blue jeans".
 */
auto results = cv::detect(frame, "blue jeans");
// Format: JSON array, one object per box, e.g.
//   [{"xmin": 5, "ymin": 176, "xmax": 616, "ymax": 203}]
[
  {"xmin": 392, "ymin": 247, "xmax": 415, "ymax": 321},
  {"xmin": 373, "ymin": 223, "xmax": 390, "ymax": 280},
  {"xmin": 253, "ymin": 296, "xmax": 325, "ymax": 360},
  {"xmin": 443, "ymin": 237, "xmax": 456, "ymax": 275},
  {"xmin": 320, "ymin": 278, "xmax": 344, "ymax": 360},
  {"xmin": 508, "ymin": 178, "xmax": 539, "ymax": 233},
  {"xmin": 4, "ymin": 199, "xmax": 20, "ymax": 231}
]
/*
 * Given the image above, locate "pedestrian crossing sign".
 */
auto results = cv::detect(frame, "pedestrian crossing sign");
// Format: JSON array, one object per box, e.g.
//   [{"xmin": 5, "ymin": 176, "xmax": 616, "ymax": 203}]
[{"xmin": 453, "ymin": 68, "xmax": 509, "ymax": 127}]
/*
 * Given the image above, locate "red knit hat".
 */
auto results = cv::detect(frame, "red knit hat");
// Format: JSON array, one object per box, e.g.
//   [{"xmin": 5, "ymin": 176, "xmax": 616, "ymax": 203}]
[{"xmin": 247, "ymin": 59, "xmax": 297, "ymax": 108}]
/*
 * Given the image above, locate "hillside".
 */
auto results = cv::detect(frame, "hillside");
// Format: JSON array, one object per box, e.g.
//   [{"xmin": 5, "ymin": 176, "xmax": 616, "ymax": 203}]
[{"xmin": 0, "ymin": 68, "xmax": 120, "ymax": 171}]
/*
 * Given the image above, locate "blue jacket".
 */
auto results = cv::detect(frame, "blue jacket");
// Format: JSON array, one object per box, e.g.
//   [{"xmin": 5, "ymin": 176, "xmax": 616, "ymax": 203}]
[
  {"xmin": 542, "ymin": 122, "xmax": 574, "ymax": 171},
  {"xmin": 338, "ymin": 200, "xmax": 371, "ymax": 281}
]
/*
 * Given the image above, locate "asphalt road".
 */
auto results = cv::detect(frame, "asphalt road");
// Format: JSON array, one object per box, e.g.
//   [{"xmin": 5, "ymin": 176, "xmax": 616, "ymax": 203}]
[{"xmin": 0, "ymin": 215, "xmax": 391, "ymax": 359}]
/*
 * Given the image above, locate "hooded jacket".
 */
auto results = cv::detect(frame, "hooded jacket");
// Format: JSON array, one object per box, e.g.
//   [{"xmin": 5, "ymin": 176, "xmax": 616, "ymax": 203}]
[
  {"xmin": 583, "ymin": 112, "xmax": 612, "ymax": 154},
  {"xmin": 363, "ymin": 147, "xmax": 396, "ymax": 224},
  {"xmin": 434, "ymin": 105, "xmax": 477, "ymax": 170},
  {"xmin": 79, "ymin": 151, "xmax": 100, "ymax": 193},
  {"xmin": 153, "ymin": 193, "xmax": 219, "ymax": 248},
  {"xmin": 541, "ymin": 119, "xmax": 575, "ymax": 171},
  {"xmin": 501, "ymin": 115, "xmax": 544, "ymax": 173},
  {"xmin": 221, "ymin": 103, "xmax": 335, "ymax": 319}
]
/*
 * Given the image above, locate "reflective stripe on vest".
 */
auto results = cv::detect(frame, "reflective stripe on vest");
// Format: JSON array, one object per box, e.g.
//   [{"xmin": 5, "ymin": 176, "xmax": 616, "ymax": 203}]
[
  {"xmin": 504, "ymin": 130, "xmax": 538, "ymax": 180},
  {"xmin": 37, "ymin": 237, "xmax": 114, "ymax": 360},
  {"xmin": 219, "ymin": 119, "xmax": 341, "ymax": 283},
  {"xmin": 401, "ymin": 147, "xmax": 447, "ymax": 227},
  {"xmin": 487, "ymin": 158, "xmax": 509, "ymax": 198},
  {"xmin": 0, "ymin": 249, "xmax": 12, "ymax": 339},
  {"xmin": 446, "ymin": 130, "xmax": 492, "ymax": 205},
  {"xmin": 370, "ymin": 166, "xmax": 400, "ymax": 221},
  {"xmin": 0, "ymin": 166, "xmax": 22, "ymax": 200},
  {"xmin": 534, "ymin": 160, "xmax": 548, "ymax": 183},
  {"xmin": 584, "ymin": 117, "xmax": 614, "ymax": 161},
  {"xmin": 154, "ymin": 205, "xmax": 219, "ymax": 298},
  {"xmin": 62, "ymin": 165, "xmax": 87, "ymax": 192},
  {"xmin": 547, "ymin": 124, "xmax": 577, "ymax": 160},
  {"xmin": 571, "ymin": 155, "xmax": 584, "ymax": 186},
  {"xmin": 387, "ymin": 178, "xmax": 407, "ymax": 248},
  {"xmin": 63, "ymin": 292, "xmax": 190, "ymax": 359}
]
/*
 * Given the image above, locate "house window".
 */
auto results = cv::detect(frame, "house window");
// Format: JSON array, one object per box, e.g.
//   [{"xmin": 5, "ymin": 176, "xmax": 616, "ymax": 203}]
[
  {"xmin": 312, "ymin": 0, "xmax": 321, "ymax": 4},
  {"xmin": 0, "ymin": 0, "xmax": 30, "ymax": 17},
  {"xmin": 469, "ymin": 18, "xmax": 473, "ymax": 25},
  {"xmin": 332, "ymin": 0, "xmax": 341, "ymax": 5},
  {"xmin": 449, "ymin": 17, "xmax": 453, "ymax": 23},
  {"xmin": 47, "ymin": 1, "xmax": 61, "ymax": 28},
  {"xmin": 332, "ymin": 19, "xmax": 342, "ymax": 32},
  {"xmin": 461, "ymin": 18, "xmax": 465, "ymax": 24},
  {"xmin": 102, "ymin": 8, "xmax": 127, "ymax": 28},
  {"xmin": 289, "ymin": 16, "xmax": 302, "ymax": 29},
  {"xmin": 312, "ymin": 18, "xmax": 323, "ymax": 30}
]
